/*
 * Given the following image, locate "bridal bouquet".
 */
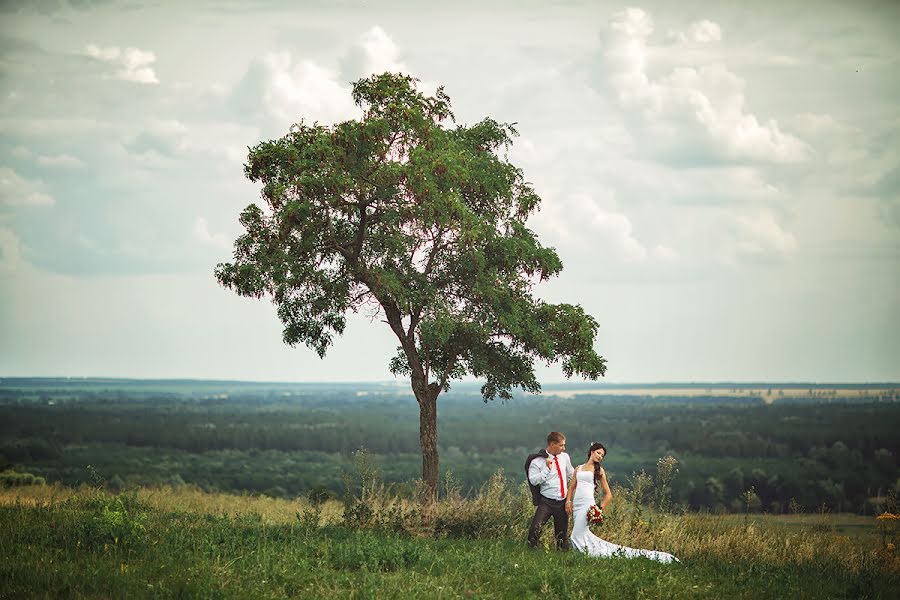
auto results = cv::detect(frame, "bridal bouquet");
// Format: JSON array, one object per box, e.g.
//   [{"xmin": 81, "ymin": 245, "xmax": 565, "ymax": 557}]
[{"xmin": 587, "ymin": 505, "xmax": 604, "ymax": 525}]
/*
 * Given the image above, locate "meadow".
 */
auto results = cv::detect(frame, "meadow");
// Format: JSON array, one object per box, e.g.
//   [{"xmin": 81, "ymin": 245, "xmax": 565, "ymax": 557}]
[{"xmin": 1, "ymin": 463, "xmax": 898, "ymax": 599}]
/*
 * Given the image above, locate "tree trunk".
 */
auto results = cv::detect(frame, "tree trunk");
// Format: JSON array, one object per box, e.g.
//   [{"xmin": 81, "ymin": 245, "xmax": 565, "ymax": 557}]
[
  {"xmin": 377, "ymin": 299, "xmax": 441, "ymax": 502},
  {"xmin": 416, "ymin": 386, "xmax": 440, "ymax": 503}
]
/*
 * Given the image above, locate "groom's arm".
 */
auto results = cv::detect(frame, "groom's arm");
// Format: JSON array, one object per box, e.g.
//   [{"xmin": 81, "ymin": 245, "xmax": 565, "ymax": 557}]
[{"xmin": 527, "ymin": 457, "xmax": 552, "ymax": 486}]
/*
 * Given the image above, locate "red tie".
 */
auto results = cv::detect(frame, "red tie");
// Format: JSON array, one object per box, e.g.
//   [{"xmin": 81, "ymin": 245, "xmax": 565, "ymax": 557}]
[{"xmin": 554, "ymin": 455, "xmax": 565, "ymax": 499}]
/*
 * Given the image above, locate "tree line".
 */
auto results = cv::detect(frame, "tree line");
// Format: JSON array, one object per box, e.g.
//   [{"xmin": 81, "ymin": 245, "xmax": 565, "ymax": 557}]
[{"xmin": 2, "ymin": 387, "xmax": 898, "ymax": 513}]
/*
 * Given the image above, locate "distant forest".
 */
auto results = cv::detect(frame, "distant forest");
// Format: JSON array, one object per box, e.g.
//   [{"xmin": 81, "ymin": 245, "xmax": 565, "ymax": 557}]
[{"xmin": 1, "ymin": 379, "xmax": 898, "ymax": 514}]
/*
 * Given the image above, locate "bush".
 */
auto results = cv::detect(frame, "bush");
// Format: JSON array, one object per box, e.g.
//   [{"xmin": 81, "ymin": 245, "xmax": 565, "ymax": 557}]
[
  {"xmin": 61, "ymin": 468, "xmax": 149, "ymax": 551},
  {"xmin": 107, "ymin": 474, "xmax": 125, "ymax": 493},
  {"xmin": 307, "ymin": 484, "xmax": 337, "ymax": 505},
  {"xmin": 0, "ymin": 470, "xmax": 46, "ymax": 487},
  {"xmin": 432, "ymin": 470, "xmax": 529, "ymax": 538}
]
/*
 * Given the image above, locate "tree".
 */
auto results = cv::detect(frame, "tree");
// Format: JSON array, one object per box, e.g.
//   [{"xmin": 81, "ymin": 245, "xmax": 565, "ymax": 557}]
[{"xmin": 216, "ymin": 73, "xmax": 607, "ymax": 500}]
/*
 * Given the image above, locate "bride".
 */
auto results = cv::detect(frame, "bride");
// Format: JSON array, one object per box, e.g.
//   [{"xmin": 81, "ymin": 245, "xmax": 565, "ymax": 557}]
[{"xmin": 567, "ymin": 442, "xmax": 678, "ymax": 563}]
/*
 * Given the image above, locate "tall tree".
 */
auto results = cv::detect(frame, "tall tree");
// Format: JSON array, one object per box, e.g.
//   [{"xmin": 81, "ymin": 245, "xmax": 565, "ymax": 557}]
[{"xmin": 216, "ymin": 73, "xmax": 607, "ymax": 500}]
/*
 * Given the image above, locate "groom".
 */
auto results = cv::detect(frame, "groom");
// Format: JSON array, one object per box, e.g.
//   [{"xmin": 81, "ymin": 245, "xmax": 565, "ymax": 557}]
[{"xmin": 526, "ymin": 431, "xmax": 575, "ymax": 550}]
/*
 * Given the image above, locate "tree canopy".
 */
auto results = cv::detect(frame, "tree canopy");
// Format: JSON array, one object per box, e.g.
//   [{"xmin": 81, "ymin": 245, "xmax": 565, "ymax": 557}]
[{"xmin": 216, "ymin": 73, "xmax": 607, "ymax": 498}]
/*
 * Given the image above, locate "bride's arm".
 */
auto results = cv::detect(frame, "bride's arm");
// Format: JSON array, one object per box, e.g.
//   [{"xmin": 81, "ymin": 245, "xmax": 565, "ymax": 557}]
[
  {"xmin": 565, "ymin": 467, "xmax": 579, "ymax": 514},
  {"xmin": 598, "ymin": 467, "xmax": 613, "ymax": 510}
]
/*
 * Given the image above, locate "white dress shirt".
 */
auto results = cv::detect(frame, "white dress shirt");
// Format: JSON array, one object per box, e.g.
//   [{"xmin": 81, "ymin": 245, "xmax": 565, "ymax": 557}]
[{"xmin": 528, "ymin": 451, "xmax": 575, "ymax": 501}]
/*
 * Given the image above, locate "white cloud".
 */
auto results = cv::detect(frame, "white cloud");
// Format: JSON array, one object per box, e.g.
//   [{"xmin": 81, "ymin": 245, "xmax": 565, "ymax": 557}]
[
  {"xmin": 652, "ymin": 244, "xmax": 678, "ymax": 261},
  {"xmin": 84, "ymin": 43, "xmax": 159, "ymax": 84},
  {"xmin": 666, "ymin": 20, "xmax": 722, "ymax": 45},
  {"xmin": 537, "ymin": 192, "xmax": 676, "ymax": 264},
  {"xmin": 588, "ymin": 204, "xmax": 649, "ymax": 262},
  {"xmin": 124, "ymin": 119, "xmax": 189, "ymax": 161},
  {"xmin": 232, "ymin": 52, "xmax": 359, "ymax": 127},
  {"xmin": 733, "ymin": 210, "xmax": 797, "ymax": 256},
  {"xmin": 147, "ymin": 119, "xmax": 187, "ymax": 138},
  {"xmin": 341, "ymin": 25, "xmax": 407, "ymax": 81},
  {"xmin": 792, "ymin": 113, "xmax": 859, "ymax": 142},
  {"xmin": 185, "ymin": 122, "xmax": 258, "ymax": 167},
  {"xmin": 84, "ymin": 44, "xmax": 120, "ymax": 62},
  {"xmin": 0, "ymin": 167, "xmax": 55, "ymax": 206},
  {"xmin": 688, "ymin": 20, "xmax": 722, "ymax": 43},
  {"xmin": 601, "ymin": 160, "xmax": 780, "ymax": 206},
  {"xmin": 508, "ymin": 136, "xmax": 543, "ymax": 164},
  {"xmin": 766, "ymin": 55, "xmax": 803, "ymax": 67},
  {"xmin": 0, "ymin": 225, "xmax": 26, "ymax": 272},
  {"xmin": 0, "ymin": 117, "xmax": 106, "ymax": 136},
  {"xmin": 229, "ymin": 25, "xmax": 434, "ymax": 134},
  {"xmin": 118, "ymin": 119, "xmax": 255, "ymax": 172},
  {"xmin": 37, "ymin": 153, "xmax": 84, "ymax": 167},
  {"xmin": 193, "ymin": 216, "xmax": 229, "ymax": 249},
  {"xmin": 601, "ymin": 8, "xmax": 809, "ymax": 164}
]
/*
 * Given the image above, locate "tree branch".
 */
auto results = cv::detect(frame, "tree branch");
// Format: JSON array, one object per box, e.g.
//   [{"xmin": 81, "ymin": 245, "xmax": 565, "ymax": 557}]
[
  {"xmin": 381, "ymin": 297, "xmax": 429, "ymax": 397},
  {"xmin": 352, "ymin": 197, "xmax": 368, "ymax": 262},
  {"xmin": 438, "ymin": 355, "xmax": 458, "ymax": 390}
]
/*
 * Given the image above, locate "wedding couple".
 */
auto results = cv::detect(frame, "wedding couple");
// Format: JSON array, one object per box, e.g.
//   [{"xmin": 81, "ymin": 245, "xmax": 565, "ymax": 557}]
[{"xmin": 527, "ymin": 431, "xmax": 678, "ymax": 563}]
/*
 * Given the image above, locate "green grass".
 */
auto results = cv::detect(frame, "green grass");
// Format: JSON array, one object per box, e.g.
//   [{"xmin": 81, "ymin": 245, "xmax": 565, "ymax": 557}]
[{"xmin": 1, "ymin": 488, "xmax": 898, "ymax": 599}]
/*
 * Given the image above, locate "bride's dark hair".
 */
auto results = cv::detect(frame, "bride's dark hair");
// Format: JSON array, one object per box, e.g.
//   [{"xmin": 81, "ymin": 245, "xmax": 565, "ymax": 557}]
[{"xmin": 587, "ymin": 442, "xmax": 607, "ymax": 487}]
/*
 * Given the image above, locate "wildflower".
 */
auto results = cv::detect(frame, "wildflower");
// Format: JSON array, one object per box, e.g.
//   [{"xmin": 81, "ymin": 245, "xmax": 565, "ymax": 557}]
[
  {"xmin": 876, "ymin": 512, "xmax": 900, "ymax": 521},
  {"xmin": 657, "ymin": 456, "xmax": 679, "ymax": 475},
  {"xmin": 887, "ymin": 543, "xmax": 895, "ymax": 552}
]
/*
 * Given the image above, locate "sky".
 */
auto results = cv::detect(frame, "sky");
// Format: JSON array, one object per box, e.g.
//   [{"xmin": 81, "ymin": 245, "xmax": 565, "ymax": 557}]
[{"xmin": 0, "ymin": 0, "xmax": 898, "ymax": 384}]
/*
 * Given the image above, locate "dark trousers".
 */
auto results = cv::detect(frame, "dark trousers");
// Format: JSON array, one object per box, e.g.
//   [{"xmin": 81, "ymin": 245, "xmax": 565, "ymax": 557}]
[{"xmin": 527, "ymin": 496, "xmax": 569, "ymax": 550}]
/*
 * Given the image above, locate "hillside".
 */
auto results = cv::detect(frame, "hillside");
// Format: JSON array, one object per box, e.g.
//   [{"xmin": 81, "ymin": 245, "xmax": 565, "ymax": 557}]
[{"xmin": 1, "ymin": 481, "xmax": 897, "ymax": 599}]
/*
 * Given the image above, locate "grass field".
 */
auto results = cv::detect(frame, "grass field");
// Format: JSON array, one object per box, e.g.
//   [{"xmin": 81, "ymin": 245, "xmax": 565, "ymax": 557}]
[{"xmin": 1, "ymin": 482, "xmax": 898, "ymax": 599}]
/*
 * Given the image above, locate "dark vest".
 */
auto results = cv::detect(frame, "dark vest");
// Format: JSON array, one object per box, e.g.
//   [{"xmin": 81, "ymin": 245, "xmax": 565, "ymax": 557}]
[{"xmin": 525, "ymin": 449, "xmax": 549, "ymax": 506}]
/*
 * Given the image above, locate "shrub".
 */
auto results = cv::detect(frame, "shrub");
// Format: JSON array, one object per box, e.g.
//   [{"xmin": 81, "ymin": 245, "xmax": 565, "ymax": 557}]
[
  {"xmin": 432, "ymin": 470, "xmax": 528, "ymax": 539},
  {"xmin": 0, "ymin": 470, "xmax": 46, "ymax": 487},
  {"xmin": 107, "ymin": 474, "xmax": 125, "ymax": 494},
  {"xmin": 60, "ymin": 467, "xmax": 149, "ymax": 551}
]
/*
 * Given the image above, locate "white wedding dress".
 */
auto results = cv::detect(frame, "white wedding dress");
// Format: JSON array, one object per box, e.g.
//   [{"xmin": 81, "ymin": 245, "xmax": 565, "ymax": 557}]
[{"xmin": 570, "ymin": 470, "xmax": 678, "ymax": 563}]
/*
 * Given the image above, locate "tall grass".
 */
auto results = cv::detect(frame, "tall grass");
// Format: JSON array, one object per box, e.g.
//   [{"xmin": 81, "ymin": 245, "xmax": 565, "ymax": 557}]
[{"xmin": 1, "ymin": 457, "xmax": 898, "ymax": 598}]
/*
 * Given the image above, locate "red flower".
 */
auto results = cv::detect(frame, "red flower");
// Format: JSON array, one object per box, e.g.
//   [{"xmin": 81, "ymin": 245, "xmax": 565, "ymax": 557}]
[{"xmin": 587, "ymin": 505, "xmax": 604, "ymax": 525}]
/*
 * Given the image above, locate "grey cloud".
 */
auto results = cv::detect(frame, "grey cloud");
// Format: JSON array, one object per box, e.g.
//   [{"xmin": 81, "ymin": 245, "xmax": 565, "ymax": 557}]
[
  {"xmin": 871, "ymin": 165, "xmax": 900, "ymax": 229},
  {"xmin": 0, "ymin": 0, "xmax": 67, "ymax": 14},
  {"xmin": 872, "ymin": 166, "xmax": 900, "ymax": 199},
  {"xmin": 9, "ymin": 176, "xmax": 222, "ymax": 276},
  {"xmin": 227, "ymin": 58, "xmax": 271, "ymax": 121},
  {"xmin": 0, "ymin": 0, "xmax": 128, "ymax": 14},
  {"xmin": 879, "ymin": 200, "xmax": 900, "ymax": 230},
  {"xmin": 825, "ymin": 125, "xmax": 900, "ymax": 227},
  {"xmin": 125, "ymin": 130, "xmax": 183, "ymax": 158},
  {"xmin": 0, "ymin": 33, "xmax": 46, "ymax": 55}
]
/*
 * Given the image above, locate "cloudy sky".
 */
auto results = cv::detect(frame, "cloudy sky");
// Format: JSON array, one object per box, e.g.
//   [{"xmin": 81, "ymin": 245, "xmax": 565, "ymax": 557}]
[{"xmin": 1, "ymin": 0, "xmax": 898, "ymax": 383}]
